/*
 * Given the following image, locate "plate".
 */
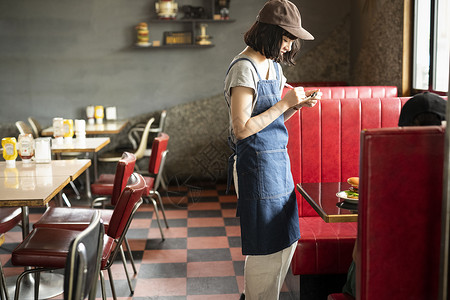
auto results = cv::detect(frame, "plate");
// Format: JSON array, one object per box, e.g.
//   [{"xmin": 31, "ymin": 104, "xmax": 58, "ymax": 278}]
[{"xmin": 336, "ymin": 191, "xmax": 359, "ymax": 204}]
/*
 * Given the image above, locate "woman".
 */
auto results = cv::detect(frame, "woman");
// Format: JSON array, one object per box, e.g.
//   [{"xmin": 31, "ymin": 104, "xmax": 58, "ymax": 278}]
[{"xmin": 224, "ymin": 1, "xmax": 321, "ymax": 299}]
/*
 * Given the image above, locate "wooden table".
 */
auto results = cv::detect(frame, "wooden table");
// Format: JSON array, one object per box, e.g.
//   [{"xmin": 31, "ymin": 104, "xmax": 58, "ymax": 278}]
[
  {"xmin": 41, "ymin": 119, "xmax": 129, "ymax": 136},
  {"xmin": 0, "ymin": 159, "xmax": 91, "ymax": 299},
  {"xmin": 51, "ymin": 137, "xmax": 110, "ymax": 198},
  {"xmin": 297, "ymin": 182, "xmax": 358, "ymax": 223},
  {"xmin": 0, "ymin": 159, "xmax": 91, "ymax": 236}
]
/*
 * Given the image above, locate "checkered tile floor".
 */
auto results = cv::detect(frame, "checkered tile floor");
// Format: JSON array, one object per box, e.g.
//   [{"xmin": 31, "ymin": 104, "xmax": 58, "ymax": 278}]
[{"xmin": 0, "ymin": 182, "xmax": 301, "ymax": 299}]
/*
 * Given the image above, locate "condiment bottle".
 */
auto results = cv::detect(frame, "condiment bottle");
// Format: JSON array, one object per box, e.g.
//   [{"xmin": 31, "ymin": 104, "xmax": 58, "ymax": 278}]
[
  {"xmin": 63, "ymin": 119, "xmax": 74, "ymax": 143},
  {"xmin": 53, "ymin": 117, "xmax": 64, "ymax": 144},
  {"xmin": 17, "ymin": 133, "xmax": 34, "ymax": 163},
  {"xmin": 94, "ymin": 105, "xmax": 104, "ymax": 124},
  {"xmin": 2, "ymin": 137, "xmax": 18, "ymax": 167}
]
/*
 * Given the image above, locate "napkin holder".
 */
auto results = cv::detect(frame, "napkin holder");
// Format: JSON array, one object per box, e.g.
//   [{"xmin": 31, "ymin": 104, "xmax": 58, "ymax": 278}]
[{"xmin": 34, "ymin": 138, "xmax": 52, "ymax": 163}]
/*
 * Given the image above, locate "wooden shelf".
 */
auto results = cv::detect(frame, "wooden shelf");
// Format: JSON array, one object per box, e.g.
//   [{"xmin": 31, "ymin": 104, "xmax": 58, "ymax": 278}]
[
  {"xmin": 134, "ymin": 44, "xmax": 214, "ymax": 49},
  {"xmin": 134, "ymin": 1, "xmax": 233, "ymax": 50},
  {"xmin": 149, "ymin": 19, "xmax": 235, "ymax": 23}
]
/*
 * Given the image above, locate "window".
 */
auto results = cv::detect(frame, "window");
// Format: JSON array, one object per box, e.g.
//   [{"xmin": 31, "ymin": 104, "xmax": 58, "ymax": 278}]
[{"xmin": 413, "ymin": 0, "xmax": 449, "ymax": 93}]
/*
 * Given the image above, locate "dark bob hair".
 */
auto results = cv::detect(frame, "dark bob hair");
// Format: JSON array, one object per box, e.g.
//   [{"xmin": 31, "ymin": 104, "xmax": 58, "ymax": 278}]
[{"xmin": 244, "ymin": 22, "xmax": 301, "ymax": 66}]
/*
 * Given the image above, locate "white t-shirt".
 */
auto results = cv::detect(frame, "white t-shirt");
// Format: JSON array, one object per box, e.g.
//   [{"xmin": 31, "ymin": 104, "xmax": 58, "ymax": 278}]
[{"xmin": 224, "ymin": 54, "xmax": 287, "ymax": 143}]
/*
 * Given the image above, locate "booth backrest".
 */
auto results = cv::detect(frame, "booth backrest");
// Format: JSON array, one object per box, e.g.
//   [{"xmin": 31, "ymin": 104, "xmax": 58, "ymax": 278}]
[
  {"xmin": 287, "ymin": 81, "xmax": 348, "ymax": 87},
  {"xmin": 357, "ymin": 126, "xmax": 445, "ymax": 300},
  {"xmin": 282, "ymin": 86, "xmax": 398, "ymax": 100},
  {"xmin": 285, "ymin": 97, "xmax": 410, "ymax": 217}
]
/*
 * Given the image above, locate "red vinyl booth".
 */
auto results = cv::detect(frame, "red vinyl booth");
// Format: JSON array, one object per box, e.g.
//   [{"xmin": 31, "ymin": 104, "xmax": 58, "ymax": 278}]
[
  {"xmin": 329, "ymin": 126, "xmax": 445, "ymax": 299},
  {"xmin": 357, "ymin": 126, "xmax": 444, "ymax": 299},
  {"xmin": 285, "ymin": 93, "xmax": 408, "ymax": 275}
]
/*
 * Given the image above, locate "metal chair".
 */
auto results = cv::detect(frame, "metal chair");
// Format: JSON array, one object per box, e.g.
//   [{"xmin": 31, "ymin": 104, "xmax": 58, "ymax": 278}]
[
  {"xmin": 0, "ymin": 208, "xmax": 22, "ymax": 300},
  {"xmin": 13, "ymin": 175, "xmax": 145, "ymax": 300},
  {"xmin": 129, "ymin": 110, "xmax": 167, "ymax": 153},
  {"xmin": 97, "ymin": 173, "xmax": 146, "ymax": 299},
  {"xmin": 15, "ymin": 121, "xmax": 35, "ymax": 137},
  {"xmin": 11, "ymin": 211, "xmax": 103, "ymax": 300},
  {"xmin": 138, "ymin": 132, "xmax": 170, "ymax": 240},
  {"xmin": 63, "ymin": 212, "xmax": 104, "ymax": 300},
  {"xmin": 0, "ymin": 234, "xmax": 8, "ymax": 300},
  {"xmin": 33, "ymin": 152, "xmax": 139, "ymax": 293},
  {"xmin": 98, "ymin": 118, "xmax": 155, "ymax": 169},
  {"xmin": 27, "ymin": 117, "xmax": 43, "ymax": 139}
]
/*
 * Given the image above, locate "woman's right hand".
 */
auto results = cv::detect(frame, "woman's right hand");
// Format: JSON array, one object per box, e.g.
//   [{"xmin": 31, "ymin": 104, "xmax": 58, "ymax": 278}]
[
  {"xmin": 282, "ymin": 87, "xmax": 306, "ymax": 108},
  {"xmin": 284, "ymin": 88, "xmax": 322, "ymax": 110}
]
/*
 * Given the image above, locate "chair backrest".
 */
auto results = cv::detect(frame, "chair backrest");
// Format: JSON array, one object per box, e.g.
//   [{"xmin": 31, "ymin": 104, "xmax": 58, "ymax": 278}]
[
  {"xmin": 107, "ymin": 172, "xmax": 146, "ymax": 241},
  {"xmin": 133, "ymin": 117, "xmax": 154, "ymax": 160},
  {"xmin": 110, "ymin": 152, "xmax": 137, "ymax": 206},
  {"xmin": 148, "ymin": 132, "xmax": 169, "ymax": 191},
  {"xmin": 64, "ymin": 211, "xmax": 104, "ymax": 300},
  {"xmin": 357, "ymin": 126, "xmax": 445, "ymax": 300},
  {"xmin": 15, "ymin": 121, "xmax": 35, "ymax": 137},
  {"xmin": 28, "ymin": 117, "xmax": 43, "ymax": 138},
  {"xmin": 148, "ymin": 132, "xmax": 169, "ymax": 174},
  {"xmin": 282, "ymin": 85, "xmax": 398, "ymax": 99},
  {"xmin": 149, "ymin": 110, "xmax": 167, "ymax": 134}
]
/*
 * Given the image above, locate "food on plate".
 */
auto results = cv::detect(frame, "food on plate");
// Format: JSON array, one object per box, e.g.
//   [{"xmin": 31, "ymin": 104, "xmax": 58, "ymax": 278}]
[{"xmin": 344, "ymin": 177, "xmax": 359, "ymax": 199}]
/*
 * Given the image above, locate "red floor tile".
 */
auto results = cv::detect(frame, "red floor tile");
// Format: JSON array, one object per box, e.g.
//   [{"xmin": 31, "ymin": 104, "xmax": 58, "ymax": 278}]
[
  {"xmin": 187, "ymin": 236, "xmax": 229, "ymax": 249},
  {"xmin": 134, "ymin": 278, "xmax": 187, "ymax": 297},
  {"xmin": 142, "ymin": 249, "xmax": 188, "ymax": 263},
  {"xmin": 188, "ymin": 217, "xmax": 224, "ymax": 227},
  {"xmin": 187, "ymin": 261, "xmax": 235, "ymax": 277}
]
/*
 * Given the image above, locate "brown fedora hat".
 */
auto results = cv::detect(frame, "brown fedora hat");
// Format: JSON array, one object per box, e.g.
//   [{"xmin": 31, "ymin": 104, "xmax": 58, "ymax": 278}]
[{"xmin": 257, "ymin": 0, "xmax": 314, "ymax": 40}]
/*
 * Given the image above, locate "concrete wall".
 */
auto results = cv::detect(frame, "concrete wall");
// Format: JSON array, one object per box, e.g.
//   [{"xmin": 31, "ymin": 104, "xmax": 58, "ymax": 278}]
[
  {"xmin": 350, "ymin": 0, "xmax": 405, "ymax": 91},
  {"xmin": 0, "ymin": 0, "xmax": 406, "ymax": 182}
]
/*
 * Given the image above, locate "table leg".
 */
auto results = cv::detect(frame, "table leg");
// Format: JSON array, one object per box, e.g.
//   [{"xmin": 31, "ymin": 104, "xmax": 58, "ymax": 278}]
[
  {"xmin": 93, "ymin": 152, "xmax": 98, "ymax": 180},
  {"xmin": 85, "ymin": 165, "xmax": 92, "ymax": 199},
  {"xmin": 20, "ymin": 207, "xmax": 29, "ymax": 239}
]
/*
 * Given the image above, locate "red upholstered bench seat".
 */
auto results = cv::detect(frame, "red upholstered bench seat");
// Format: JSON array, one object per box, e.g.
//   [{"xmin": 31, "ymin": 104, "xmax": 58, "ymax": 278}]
[
  {"xmin": 285, "ymin": 90, "xmax": 408, "ymax": 275},
  {"xmin": 292, "ymin": 218, "xmax": 357, "ymax": 274}
]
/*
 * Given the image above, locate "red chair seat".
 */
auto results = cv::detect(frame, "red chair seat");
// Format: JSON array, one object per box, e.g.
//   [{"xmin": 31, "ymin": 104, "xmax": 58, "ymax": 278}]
[
  {"xmin": 291, "ymin": 217, "xmax": 356, "ymax": 275},
  {"xmin": 0, "ymin": 208, "xmax": 22, "ymax": 233},
  {"xmin": 12, "ymin": 227, "xmax": 81, "ymax": 268},
  {"xmin": 12, "ymin": 227, "xmax": 115, "ymax": 273},
  {"xmin": 327, "ymin": 293, "xmax": 355, "ymax": 300},
  {"xmin": 90, "ymin": 174, "xmax": 115, "ymax": 195},
  {"xmin": 33, "ymin": 207, "xmax": 113, "ymax": 232}
]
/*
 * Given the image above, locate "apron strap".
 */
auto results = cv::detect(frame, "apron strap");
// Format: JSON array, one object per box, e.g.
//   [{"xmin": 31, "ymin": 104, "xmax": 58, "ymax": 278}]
[
  {"xmin": 273, "ymin": 61, "xmax": 280, "ymax": 81},
  {"xmin": 226, "ymin": 136, "xmax": 236, "ymax": 195},
  {"xmin": 225, "ymin": 57, "xmax": 262, "ymax": 81}
]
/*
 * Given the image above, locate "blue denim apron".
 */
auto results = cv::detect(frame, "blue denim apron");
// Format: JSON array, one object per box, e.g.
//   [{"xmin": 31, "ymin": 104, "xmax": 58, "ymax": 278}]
[{"xmin": 225, "ymin": 58, "xmax": 300, "ymax": 255}]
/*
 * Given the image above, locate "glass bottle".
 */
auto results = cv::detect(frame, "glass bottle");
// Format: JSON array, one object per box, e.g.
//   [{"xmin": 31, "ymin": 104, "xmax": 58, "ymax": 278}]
[
  {"xmin": 86, "ymin": 105, "xmax": 95, "ymax": 125},
  {"xmin": 94, "ymin": 105, "xmax": 104, "ymax": 124},
  {"xmin": 53, "ymin": 117, "xmax": 64, "ymax": 144},
  {"xmin": 17, "ymin": 133, "xmax": 34, "ymax": 163}
]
